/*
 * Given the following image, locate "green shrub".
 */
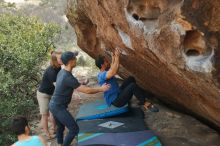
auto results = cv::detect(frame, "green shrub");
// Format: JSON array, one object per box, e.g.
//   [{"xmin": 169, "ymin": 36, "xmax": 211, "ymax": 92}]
[{"xmin": 0, "ymin": 13, "xmax": 60, "ymax": 145}]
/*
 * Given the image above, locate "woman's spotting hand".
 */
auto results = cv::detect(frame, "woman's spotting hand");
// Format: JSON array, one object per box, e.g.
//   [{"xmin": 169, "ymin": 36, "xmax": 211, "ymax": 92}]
[{"xmin": 101, "ymin": 83, "xmax": 111, "ymax": 92}]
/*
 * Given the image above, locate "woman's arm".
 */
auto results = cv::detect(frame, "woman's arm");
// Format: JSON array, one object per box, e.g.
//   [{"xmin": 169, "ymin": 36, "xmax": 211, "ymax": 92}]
[{"xmin": 76, "ymin": 84, "xmax": 110, "ymax": 94}]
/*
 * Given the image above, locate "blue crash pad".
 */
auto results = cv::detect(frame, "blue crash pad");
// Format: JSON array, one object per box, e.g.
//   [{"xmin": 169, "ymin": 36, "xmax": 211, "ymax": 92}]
[
  {"xmin": 78, "ymin": 130, "xmax": 162, "ymax": 146},
  {"xmin": 76, "ymin": 100, "xmax": 128, "ymax": 121}
]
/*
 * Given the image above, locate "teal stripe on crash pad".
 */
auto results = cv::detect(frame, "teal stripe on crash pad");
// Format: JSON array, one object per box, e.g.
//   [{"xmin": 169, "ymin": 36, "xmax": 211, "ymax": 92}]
[
  {"xmin": 96, "ymin": 104, "xmax": 108, "ymax": 110},
  {"xmin": 78, "ymin": 133, "xmax": 84, "ymax": 137},
  {"xmin": 78, "ymin": 133, "xmax": 103, "ymax": 143},
  {"xmin": 155, "ymin": 142, "xmax": 162, "ymax": 146},
  {"xmin": 137, "ymin": 136, "xmax": 160, "ymax": 146}
]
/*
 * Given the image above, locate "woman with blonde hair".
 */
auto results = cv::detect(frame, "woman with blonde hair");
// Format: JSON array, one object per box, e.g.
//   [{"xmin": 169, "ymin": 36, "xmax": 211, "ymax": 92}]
[{"xmin": 37, "ymin": 51, "xmax": 62, "ymax": 138}]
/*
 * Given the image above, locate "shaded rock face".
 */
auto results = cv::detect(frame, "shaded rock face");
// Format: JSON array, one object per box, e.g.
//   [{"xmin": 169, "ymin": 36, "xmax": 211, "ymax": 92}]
[{"xmin": 66, "ymin": 0, "xmax": 220, "ymax": 129}]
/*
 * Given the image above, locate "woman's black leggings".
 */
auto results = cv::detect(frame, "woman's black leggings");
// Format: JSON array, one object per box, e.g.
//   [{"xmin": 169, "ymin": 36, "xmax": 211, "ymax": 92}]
[{"xmin": 112, "ymin": 76, "xmax": 149, "ymax": 107}]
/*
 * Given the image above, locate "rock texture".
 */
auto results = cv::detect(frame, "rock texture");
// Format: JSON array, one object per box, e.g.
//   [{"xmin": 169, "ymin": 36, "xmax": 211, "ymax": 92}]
[{"xmin": 66, "ymin": 0, "xmax": 220, "ymax": 129}]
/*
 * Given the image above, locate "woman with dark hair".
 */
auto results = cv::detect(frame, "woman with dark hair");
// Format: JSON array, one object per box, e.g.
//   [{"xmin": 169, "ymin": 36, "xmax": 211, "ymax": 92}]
[
  {"xmin": 37, "ymin": 51, "xmax": 62, "ymax": 138},
  {"xmin": 11, "ymin": 116, "xmax": 46, "ymax": 146},
  {"xmin": 49, "ymin": 51, "xmax": 110, "ymax": 146}
]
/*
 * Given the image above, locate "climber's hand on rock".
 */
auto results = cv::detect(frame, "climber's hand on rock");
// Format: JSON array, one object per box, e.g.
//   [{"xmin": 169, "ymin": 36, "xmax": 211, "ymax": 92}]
[
  {"xmin": 111, "ymin": 52, "xmax": 115, "ymax": 63},
  {"xmin": 114, "ymin": 47, "xmax": 120, "ymax": 57}
]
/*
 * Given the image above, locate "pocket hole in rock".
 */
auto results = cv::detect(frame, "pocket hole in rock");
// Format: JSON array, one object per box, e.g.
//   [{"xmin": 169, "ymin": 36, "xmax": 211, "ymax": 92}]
[
  {"xmin": 132, "ymin": 13, "xmax": 140, "ymax": 20},
  {"xmin": 183, "ymin": 30, "xmax": 206, "ymax": 56}
]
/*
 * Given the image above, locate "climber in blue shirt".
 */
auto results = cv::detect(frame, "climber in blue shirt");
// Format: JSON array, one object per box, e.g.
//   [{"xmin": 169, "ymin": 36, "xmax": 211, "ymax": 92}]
[{"xmin": 96, "ymin": 47, "xmax": 159, "ymax": 112}]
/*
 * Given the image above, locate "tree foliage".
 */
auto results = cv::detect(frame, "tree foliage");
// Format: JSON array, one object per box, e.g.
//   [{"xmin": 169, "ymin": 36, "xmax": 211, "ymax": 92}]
[{"xmin": 0, "ymin": 13, "xmax": 60, "ymax": 145}]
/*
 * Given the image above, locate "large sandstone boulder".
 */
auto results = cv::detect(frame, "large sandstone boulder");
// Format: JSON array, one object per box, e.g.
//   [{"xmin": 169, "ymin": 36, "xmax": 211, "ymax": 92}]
[{"xmin": 66, "ymin": 0, "xmax": 220, "ymax": 130}]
